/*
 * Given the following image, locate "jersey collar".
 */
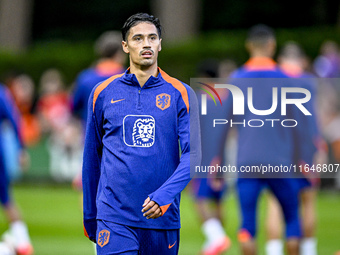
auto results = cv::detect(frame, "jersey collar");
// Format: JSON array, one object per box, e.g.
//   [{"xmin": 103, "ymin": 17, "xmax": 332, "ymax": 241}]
[
  {"xmin": 244, "ymin": 57, "xmax": 277, "ymax": 71},
  {"xmin": 122, "ymin": 67, "xmax": 164, "ymax": 88}
]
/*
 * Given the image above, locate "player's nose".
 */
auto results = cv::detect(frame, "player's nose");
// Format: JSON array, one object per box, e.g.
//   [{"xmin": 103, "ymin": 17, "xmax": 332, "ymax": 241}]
[{"xmin": 143, "ymin": 38, "xmax": 151, "ymax": 47}]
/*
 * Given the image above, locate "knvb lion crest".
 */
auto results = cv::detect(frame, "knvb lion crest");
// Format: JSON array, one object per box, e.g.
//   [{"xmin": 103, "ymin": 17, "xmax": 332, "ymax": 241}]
[
  {"xmin": 123, "ymin": 115, "xmax": 155, "ymax": 147},
  {"xmin": 98, "ymin": 230, "xmax": 110, "ymax": 248},
  {"xmin": 156, "ymin": 93, "xmax": 171, "ymax": 110},
  {"xmin": 132, "ymin": 118, "xmax": 155, "ymax": 147}
]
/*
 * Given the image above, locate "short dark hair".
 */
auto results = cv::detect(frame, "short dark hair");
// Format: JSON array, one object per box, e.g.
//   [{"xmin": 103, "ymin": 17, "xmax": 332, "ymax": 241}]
[
  {"xmin": 247, "ymin": 24, "xmax": 275, "ymax": 43},
  {"xmin": 94, "ymin": 31, "xmax": 122, "ymax": 58},
  {"xmin": 279, "ymin": 41, "xmax": 305, "ymax": 59},
  {"xmin": 122, "ymin": 13, "xmax": 162, "ymax": 41}
]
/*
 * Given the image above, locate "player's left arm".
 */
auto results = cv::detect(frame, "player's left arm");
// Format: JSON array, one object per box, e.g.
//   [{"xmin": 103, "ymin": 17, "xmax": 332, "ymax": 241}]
[
  {"xmin": 293, "ymin": 81, "xmax": 320, "ymax": 165},
  {"xmin": 290, "ymin": 80, "xmax": 325, "ymax": 185},
  {"xmin": 143, "ymin": 86, "xmax": 201, "ymax": 218},
  {"xmin": 0, "ymin": 88, "xmax": 24, "ymax": 148}
]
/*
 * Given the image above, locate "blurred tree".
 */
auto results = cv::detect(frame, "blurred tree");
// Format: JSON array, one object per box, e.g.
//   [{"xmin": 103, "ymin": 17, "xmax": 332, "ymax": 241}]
[
  {"xmin": 201, "ymin": 0, "xmax": 340, "ymax": 30},
  {"xmin": 31, "ymin": 0, "xmax": 150, "ymax": 41},
  {"xmin": 1, "ymin": 0, "xmax": 339, "ymax": 48},
  {"xmin": 0, "ymin": 0, "xmax": 33, "ymax": 52},
  {"xmin": 151, "ymin": 0, "xmax": 201, "ymax": 42},
  {"xmin": 338, "ymin": 4, "xmax": 340, "ymax": 28}
]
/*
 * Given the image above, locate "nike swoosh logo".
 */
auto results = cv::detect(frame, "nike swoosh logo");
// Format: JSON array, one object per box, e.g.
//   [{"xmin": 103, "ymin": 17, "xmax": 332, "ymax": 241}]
[
  {"xmin": 111, "ymin": 99, "xmax": 125, "ymax": 104},
  {"xmin": 168, "ymin": 241, "xmax": 176, "ymax": 249}
]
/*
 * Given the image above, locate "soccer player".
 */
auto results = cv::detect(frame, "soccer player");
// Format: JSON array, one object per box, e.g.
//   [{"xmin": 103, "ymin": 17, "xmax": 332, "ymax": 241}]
[
  {"xmin": 226, "ymin": 25, "xmax": 312, "ymax": 255},
  {"xmin": 82, "ymin": 13, "xmax": 201, "ymax": 255},
  {"xmin": 265, "ymin": 42, "xmax": 327, "ymax": 255},
  {"xmin": 0, "ymin": 84, "xmax": 33, "ymax": 255},
  {"xmin": 191, "ymin": 60, "xmax": 231, "ymax": 255}
]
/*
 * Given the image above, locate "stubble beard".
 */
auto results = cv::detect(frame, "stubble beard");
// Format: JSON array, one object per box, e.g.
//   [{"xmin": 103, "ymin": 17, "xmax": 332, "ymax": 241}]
[{"xmin": 138, "ymin": 58, "xmax": 155, "ymax": 68}]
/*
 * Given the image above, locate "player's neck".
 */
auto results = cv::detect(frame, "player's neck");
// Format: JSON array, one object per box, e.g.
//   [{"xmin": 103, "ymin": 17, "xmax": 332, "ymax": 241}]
[
  {"xmin": 250, "ymin": 47, "xmax": 275, "ymax": 59},
  {"xmin": 250, "ymin": 52, "xmax": 273, "ymax": 59},
  {"xmin": 129, "ymin": 63, "xmax": 159, "ymax": 87}
]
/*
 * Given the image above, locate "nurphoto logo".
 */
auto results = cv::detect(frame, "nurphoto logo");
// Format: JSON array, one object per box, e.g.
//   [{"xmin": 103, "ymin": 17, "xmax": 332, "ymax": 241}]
[{"xmin": 193, "ymin": 78, "xmax": 314, "ymax": 128}]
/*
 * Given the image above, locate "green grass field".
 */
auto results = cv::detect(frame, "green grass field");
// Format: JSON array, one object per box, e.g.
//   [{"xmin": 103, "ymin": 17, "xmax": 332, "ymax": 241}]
[{"xmin": 0, "ymin": 184, "xmax": 339, "ymax": 255}]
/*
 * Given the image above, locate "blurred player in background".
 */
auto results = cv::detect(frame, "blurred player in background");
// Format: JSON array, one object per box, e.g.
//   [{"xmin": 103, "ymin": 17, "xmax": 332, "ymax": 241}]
[
  {"xmin": 72, "ymin": 30, "xmax": 126, "ymax": 129},
  {"xmin": 82, "ymin": 13, "xmax": 201, "ymax": 254},
  {"xmin": 191, "ymin": 59, "xmax": 231, "ymax": 255},
  {"xmin": 37, "ymin": 68, "xmax": 82, "ymax": 182},
  {"xmin": 218, "ymin": 59, "xmax": 238, "ymax": 80},
  {"xmin": 0, "ymin": 83, "xmax": 33, "ymax": 255},
  {"xmin": 227, "ymin": 25, "xmax": 315, "ymax": 255},
  {"xmin": 313, "ymin": 40, "xmax": 340, "ymax": 78},
  {"xmin": 265, "ymin": 42, "xmax": 327, "ymax": 255},
  {"xmin": 7, "ymin": 74, "xmax": 40, "ymax": 148},
  {"xmin": 313, "ymin": 41, "xmax": 340, "ymax": 190}
]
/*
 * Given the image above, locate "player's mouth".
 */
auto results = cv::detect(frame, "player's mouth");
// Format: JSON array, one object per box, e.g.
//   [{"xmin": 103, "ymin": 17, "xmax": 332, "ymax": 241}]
[{"xmin": 141, "ymin": 50, "xmax": 153, "ymax": 58}]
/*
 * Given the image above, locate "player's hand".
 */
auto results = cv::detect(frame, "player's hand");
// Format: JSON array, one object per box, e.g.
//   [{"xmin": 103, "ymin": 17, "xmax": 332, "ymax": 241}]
[
  {"xmin": 142, "ymin": 197, "xmax": 162, "ymax": 219},
  {"xmin": 209, "ymin": 178, "xmax": 225, "ymax": 191}
]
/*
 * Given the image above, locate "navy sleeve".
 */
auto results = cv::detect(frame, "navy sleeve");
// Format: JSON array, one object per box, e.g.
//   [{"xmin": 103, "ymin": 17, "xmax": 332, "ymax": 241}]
[
  {"xmin": 82, "ymin": 88, "xmax": 104, "ymax": 241},
  {"xmin": 149, "ymin": 86, "xmax": 201, "ymax": 214}
]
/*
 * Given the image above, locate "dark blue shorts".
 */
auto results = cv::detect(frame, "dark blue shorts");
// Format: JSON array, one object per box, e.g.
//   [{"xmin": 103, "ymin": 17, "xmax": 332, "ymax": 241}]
[
  {"xmin": 96, "ymin": 220, "xmax": 180, "ymax": 255},
  {"xmin": 295, "ymin": 177, "xmax": 312, "ymax": 191},
  {"xmin": 191, "ymin": 178, "xmax": 227, "ymax": 201},
  {"xmin": 237, "ymin": 178, "xmax": 301, "ymax": 239}
]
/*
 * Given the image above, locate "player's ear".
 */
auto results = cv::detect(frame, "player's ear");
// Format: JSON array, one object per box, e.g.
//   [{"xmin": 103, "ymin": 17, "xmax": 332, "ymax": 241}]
[
  {"xmin": 158, "ymin": 38, "xmax": 162, "ymax": 52},
  {"xmin": 122, "ymin": 41, "xmax": 129, "ymax": 54},
  {"xmin": 245, "ymin": 41, "xmax": 252, "ymax": 53},
  {"xmin": 269, "ymin": 39, "xmax": 276, "ymax": 51},
  {"xmin": 266, "ymin": 39, "xmax": 276, "ymax": 57}
]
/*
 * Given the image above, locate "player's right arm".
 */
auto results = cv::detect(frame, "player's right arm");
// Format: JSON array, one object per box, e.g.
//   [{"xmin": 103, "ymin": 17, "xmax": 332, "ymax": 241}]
[
  {"xmin": 82, "ymin": 85, "xmax": 104, "ymax": 242},
  {"xmin": 291, "ymin": 81, "xmax": 319, "ymax": 165},
  {"xmin": 0, "ymin": 86, "xmax": 24, "ymax": 148}
]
